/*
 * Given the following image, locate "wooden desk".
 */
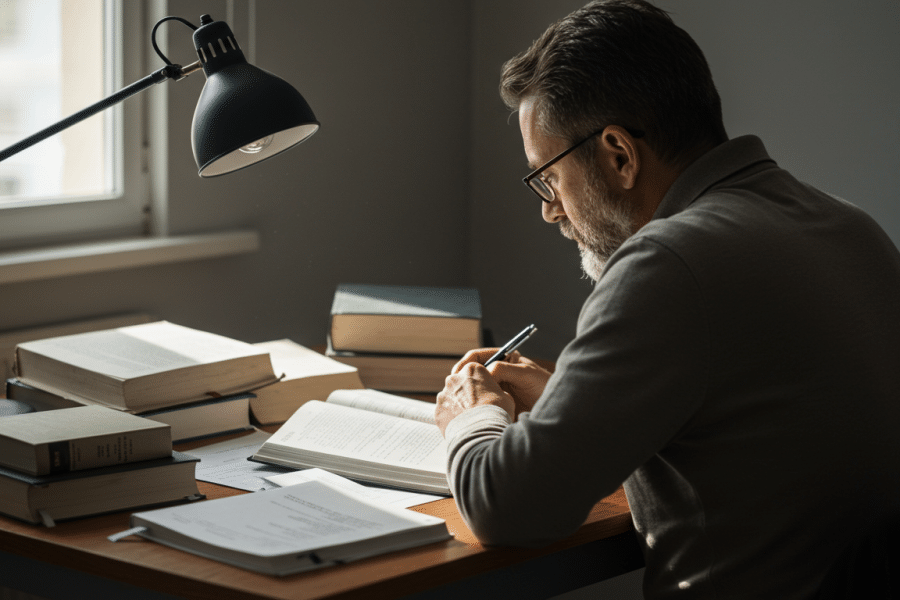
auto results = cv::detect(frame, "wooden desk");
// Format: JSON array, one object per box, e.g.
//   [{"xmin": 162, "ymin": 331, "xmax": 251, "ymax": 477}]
[
  {"xmin": 0, "ymin": 477, "xmax": 639, "ymax": 598},
  {"xmin": 0, "ymin": 412, "xmax": 642, "ymax": 599}
]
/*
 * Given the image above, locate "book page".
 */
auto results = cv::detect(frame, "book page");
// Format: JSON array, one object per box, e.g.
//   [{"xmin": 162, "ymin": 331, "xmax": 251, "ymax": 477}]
[
  {"xmin": 266, "ymin": 401, "xmax": 445, "ymax": 471},
  {"xmin": 132, "ymin": 480, "xmax": 445, "ymax": 558},
  {"xmin": 253, "ymin": 339, "xmax": 358, "ymax": 378},
  {"xmin": 19, "ymin": 321, "xmax": 268, "ymax": 379},
  {"xmin": 325, "ymin": 389, "xmax": 436, "ymax": 424},
  {"xmin": 265, "ymin": 468, "xmax": 443, "ymax": 508}
]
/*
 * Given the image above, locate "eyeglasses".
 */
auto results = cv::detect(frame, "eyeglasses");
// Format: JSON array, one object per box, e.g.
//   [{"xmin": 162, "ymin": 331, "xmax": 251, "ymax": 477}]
[{"xmin": 523, "ymin": 126, "xmax": 645, "ymax": 203}]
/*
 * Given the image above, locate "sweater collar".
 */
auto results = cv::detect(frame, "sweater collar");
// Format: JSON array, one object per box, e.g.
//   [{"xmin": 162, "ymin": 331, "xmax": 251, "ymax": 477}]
[{"xmin": 652, "ymin": 135, "xmax": 777, "ymax": 220}]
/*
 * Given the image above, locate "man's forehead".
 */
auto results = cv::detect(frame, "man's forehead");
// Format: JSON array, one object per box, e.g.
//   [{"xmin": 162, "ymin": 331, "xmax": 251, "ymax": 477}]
[{"xmin": 518, "ymin": 99, "xmax": 564, "ymax": 168}]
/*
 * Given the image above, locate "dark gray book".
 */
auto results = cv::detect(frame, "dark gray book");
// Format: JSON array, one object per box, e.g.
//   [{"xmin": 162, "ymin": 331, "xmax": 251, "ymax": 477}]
[{"xmin": 0, "ymin": 451, "xmax": 202, "ymax": 526}]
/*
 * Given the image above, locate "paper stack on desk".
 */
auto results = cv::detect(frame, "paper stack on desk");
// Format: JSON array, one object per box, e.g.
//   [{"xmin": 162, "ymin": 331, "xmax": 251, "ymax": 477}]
[{"xmin": 112, "ymin": 479, "xmax": 450, "ymax": 576}]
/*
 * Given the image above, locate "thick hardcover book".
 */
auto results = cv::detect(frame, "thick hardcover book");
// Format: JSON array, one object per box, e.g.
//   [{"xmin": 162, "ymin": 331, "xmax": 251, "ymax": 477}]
[
  {"xmin": 329, "ymin": 284, "xmax": 482, "ymax": 355},
  {"xmin": 325, "ymin": 337, "xmax": 456, "ymax": 393},
  {"xmin": 0, "ymin": 405, "xmax": 171, "ymax": 475},
  {"xmin": 118, "ymin": 479, "xmax": 449, "ymax": 575},
  {"xmin": 249, "ymin": 339, "xmax": 364, "ymax": 425},
  {"xmin": 252, "ymin": 389, "xmax": 448, "ymax": 495},
  {"xmin": 6, "ymin": 379, "xmax": 253, "ymax": 444},
  {"xmin": 0, "ymin": 451, "xmax": 202, "ymax": 526},
  {"xmin": 140, "ymin": 393, "xmax": 253, "ymax": 443},
  {"xmin": 14, "ymin": 321, "xmax": 278, "ymax": 413}
]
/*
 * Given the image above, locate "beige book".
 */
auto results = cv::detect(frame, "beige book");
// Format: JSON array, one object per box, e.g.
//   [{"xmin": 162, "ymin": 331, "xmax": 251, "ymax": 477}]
[
  {"xmin": 329, "ymin": 284, "xmax": 482, "ymax": 355},
  {"xmin": 249, "ymin": 339, "xmax": 364, "ymax": 425},
  {"xmin": 14, "ymin": 321, "xmax": 278, "ymax": 413},
  {"xmin": 252, "ymin": 389, "xmax": 448, "ymax": 495},
  {"xmin": 326, "ymin": 342, "xmax": 457, "ymax": 393},
  {"xmin": 0, "ymin": 405, "xmax": 171, "ymax": 476}
]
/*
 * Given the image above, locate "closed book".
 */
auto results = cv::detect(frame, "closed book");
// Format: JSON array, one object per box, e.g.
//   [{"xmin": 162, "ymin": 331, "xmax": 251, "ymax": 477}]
[
  {"xmin": 14, "ymin": 321, "xmax": 278, "ymax": 413},
  {"xmin": 5, "ymin": 377, "xmax": 83, "ymax": 412},
  {"xmin": 249, "ymin": 339, "xmax": 364, "ymax": 425},
  {"xmin": 0, "ymin": 405, "xmax": 171, "ymax": 476},
  {"xmin": 329, "ymin": 284, "xmax": 482, "ymax": 355},
  {"xmin": 252, "ymin": 389, "xmax": 448, "ymax": 495},
  {"xmin": 6, "ymin": 379, "xmax": 253, "ymax": 445},
  {"xmin": 325, "ymin": 338, "xmax": 456, "ymax": 393},
  {"xmin": 120, "ymin": 479, "xmax": 449, "ymax": 575},
  {"xmin": 0, "ymin": 451, "xmax": 202, "ymax": 526},
  {"xmin": 139, "ymin": 393, "xmax": 253, "ymax": 443}
]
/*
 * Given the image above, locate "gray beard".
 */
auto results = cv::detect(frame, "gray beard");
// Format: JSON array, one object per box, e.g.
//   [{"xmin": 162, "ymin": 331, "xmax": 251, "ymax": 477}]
[{"xmin": 559, "ymin": 170, "xmax": 636, "ymax": 282}]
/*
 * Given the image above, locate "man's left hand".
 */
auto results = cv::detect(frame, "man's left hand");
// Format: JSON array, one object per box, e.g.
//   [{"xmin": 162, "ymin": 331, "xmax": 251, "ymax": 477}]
[{"xmin": 435, "ymin": 362, "xmax": 515, "ymax": 436}]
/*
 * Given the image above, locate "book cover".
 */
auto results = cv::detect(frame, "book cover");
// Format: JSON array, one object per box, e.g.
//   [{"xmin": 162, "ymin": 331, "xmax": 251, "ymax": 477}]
[
  {"xmin": 14, "ymin": 321, "xmax": 278, "ymax": 412},
  {"xmin": 0, "ymin": 451, "xmax": 202, "ymax": 526},
  {"xmin": 330, "ymin": 284, "xmax": 482, "ymax": 355},
  {"xmin": 0, "ymin": 405, "xmax": 171, "ymax": 475}
]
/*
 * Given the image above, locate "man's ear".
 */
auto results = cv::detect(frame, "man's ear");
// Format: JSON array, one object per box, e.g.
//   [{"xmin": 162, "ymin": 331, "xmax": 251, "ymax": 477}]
[{"xmin": 599, "ymin": 126, "xmax": 640, "ymax": 190}]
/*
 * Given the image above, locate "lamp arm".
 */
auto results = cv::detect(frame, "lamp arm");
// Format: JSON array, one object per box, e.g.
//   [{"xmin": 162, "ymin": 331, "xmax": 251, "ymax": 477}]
[{"xmin": 0, "ymin": 63, "xmax": 193, "ymax": 163}]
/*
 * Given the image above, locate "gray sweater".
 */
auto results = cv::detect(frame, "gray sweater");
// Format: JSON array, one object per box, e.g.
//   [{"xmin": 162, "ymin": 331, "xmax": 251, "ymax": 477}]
[{"xmin": 445, "ymin": 136, "xmax": 900, "ymax": 599}]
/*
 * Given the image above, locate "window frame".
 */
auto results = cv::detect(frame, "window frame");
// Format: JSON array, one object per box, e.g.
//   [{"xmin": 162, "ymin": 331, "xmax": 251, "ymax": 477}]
[{"xmin": 0, "ymin": 0, "xmax": 150, "ymax": 250}]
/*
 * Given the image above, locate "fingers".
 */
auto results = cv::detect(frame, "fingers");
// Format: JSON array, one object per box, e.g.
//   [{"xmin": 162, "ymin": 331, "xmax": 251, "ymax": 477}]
[{"xmin": 452, "ymin": 347, "xmax": 502, "ymax": 374}]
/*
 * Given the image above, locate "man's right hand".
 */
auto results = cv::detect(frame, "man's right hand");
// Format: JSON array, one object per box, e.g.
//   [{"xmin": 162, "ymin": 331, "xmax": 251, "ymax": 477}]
[{"xmin": 453, "ymin": 348, "xmax": 553, "ymax": 417}]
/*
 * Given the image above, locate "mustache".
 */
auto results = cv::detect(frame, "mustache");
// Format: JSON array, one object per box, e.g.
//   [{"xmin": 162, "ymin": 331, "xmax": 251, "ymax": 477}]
[{"xmin": 559, "ymin": 219, "xmax": 580, "ymax": 242}]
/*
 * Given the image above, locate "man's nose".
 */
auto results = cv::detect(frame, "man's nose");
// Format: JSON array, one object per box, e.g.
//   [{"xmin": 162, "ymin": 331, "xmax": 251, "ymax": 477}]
[{"xmin": 542, "ymin": 198, "xmax": 565, "ymax": 223}]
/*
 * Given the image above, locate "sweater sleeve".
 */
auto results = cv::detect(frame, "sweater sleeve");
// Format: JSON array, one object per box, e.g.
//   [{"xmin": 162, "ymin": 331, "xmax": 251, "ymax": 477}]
[{"xmin": 445, "ymin": 236, "xmax": 709, "ymax": 547}]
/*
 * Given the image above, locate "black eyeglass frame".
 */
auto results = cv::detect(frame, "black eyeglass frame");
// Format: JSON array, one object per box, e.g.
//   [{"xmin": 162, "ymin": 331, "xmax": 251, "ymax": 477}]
[{"xmin": 523, "ymin": 126, "xmax": 645, "ymax": 203}]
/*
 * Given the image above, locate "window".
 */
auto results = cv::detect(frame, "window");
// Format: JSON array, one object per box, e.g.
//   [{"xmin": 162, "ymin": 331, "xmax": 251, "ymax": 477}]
[{"xmin": 0, "ymin": 0, "xmax": 148, "ymax": 249}]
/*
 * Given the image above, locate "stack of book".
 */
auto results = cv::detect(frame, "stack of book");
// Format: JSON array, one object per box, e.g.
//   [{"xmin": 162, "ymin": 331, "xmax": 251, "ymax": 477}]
[
  {"xmin": 6, "ymin": 320, "xmax": 275, "ymax": 442},
  {"xmin": 7, "ymin": 320, "xmax": 364, "ymax": 436},
  {"xmin": 325, "ymin": 284, "xmax": 483, "ymax": 393},
  {"xmin": 0, "ymin": 405, "xmax": 202, "ymax": 526}
]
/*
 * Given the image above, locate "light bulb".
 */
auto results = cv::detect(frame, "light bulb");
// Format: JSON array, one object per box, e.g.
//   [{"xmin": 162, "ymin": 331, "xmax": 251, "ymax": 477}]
[{"xmin": 239, "ymin": 135, "xmax": 274, "ymax": 154}]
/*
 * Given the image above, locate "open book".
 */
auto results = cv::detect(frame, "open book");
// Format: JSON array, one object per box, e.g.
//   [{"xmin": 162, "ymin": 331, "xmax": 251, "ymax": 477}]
[
  {"xmin": 116, "ymin": 479, "xmax": 450, "ymax": 576},
  {"xmin": 251, "ymin": 389, "xmax": 448, "ymax": 495}
]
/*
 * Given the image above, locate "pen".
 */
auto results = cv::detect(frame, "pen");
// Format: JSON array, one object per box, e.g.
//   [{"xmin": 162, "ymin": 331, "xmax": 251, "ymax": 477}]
[{"xmin": 483, "ymin": 324, "xmax": 538, "ymax": 368}]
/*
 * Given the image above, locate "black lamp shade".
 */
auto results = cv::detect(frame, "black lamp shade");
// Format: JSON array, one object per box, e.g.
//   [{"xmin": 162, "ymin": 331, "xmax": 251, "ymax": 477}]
[{"xmin": 190, "ymin": 16, "xmax": 319, "ymax": 177}]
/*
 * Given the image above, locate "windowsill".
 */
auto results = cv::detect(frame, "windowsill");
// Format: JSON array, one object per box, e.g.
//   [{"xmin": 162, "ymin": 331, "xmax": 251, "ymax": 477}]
[{"xmin": 0, "ymin": 230, "xmax": 260, "ymax": 285}]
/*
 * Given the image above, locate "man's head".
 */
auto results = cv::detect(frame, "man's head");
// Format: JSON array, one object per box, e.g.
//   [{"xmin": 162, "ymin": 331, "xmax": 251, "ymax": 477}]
[{"xmin": 501, "ymin": 0, "xmax": 727, "ymax": 280}]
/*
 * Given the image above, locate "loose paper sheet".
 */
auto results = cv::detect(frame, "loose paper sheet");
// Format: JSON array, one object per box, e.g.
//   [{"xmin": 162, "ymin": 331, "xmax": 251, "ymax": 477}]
[
  {"xmin": 265, "ymin": 468, "xmax": 443, "ymax": 508},
  {"xmin": 188, "ymin": 430, "xmax": 292, "ymax": 491}
]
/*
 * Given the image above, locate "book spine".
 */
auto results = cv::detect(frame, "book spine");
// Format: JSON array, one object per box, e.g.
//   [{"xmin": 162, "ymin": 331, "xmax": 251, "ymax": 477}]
[{"xmin": 39, "ymin": 429, "xmax": 171, "ymax": 475}]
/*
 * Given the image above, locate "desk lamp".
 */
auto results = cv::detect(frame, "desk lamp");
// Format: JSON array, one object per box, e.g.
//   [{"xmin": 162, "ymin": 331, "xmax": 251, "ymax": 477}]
[
  {"xmin": 0, "ymin": 13, "xmax": 320, "ymax": 177},
  {"xmin": 0, "ymin": 14, "xmax": 319, "ymax": 417}
]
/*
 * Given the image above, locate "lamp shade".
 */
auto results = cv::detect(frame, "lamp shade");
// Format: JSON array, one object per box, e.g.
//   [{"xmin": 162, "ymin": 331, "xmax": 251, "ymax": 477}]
[{"xmin": 190, "ymin": 15, "xmax": 319, "ymax": 177}]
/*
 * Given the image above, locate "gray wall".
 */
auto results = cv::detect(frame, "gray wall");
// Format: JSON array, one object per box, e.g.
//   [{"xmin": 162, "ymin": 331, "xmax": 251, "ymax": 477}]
[
  {"xmin": 472, "ymin": 0, "xmax": 900, "ymax": 359},
  {"xmin": 4, "ymin": 0, "xmax": 472, "ymax": 347},
  {"xmin": 4, "ymin": 0, "xmax": 900, "ymax": 362}
]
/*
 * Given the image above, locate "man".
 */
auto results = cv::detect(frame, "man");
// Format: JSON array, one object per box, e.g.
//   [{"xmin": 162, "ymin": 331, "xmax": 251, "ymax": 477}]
[{"xmin": 434, "ymin": 1, "xmax": 900, "ymax": 598}]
